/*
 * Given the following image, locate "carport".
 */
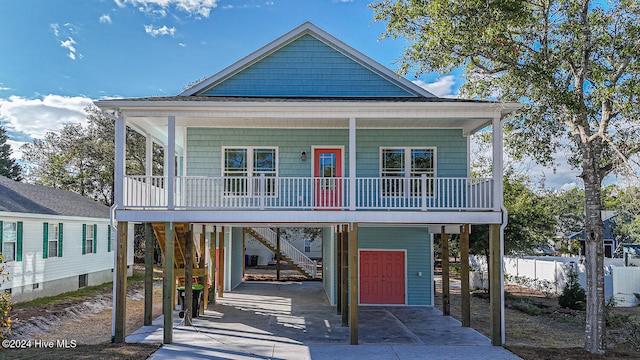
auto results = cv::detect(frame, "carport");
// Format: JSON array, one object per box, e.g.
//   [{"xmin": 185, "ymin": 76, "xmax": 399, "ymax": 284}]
[{"xmin": 127, "ymin": 281, "xmax": 520, "ymax": 359}]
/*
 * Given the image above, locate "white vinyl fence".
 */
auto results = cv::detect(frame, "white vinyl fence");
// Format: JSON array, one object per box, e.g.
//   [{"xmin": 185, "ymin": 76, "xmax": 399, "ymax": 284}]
[{"xmin": 470, "ymin": 256, "xmax": 640, "ymax": 307}]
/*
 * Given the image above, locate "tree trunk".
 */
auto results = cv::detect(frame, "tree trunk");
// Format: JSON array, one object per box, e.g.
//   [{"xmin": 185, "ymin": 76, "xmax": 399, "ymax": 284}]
[{"xmin": 581, "ymin": 145, "xmax": 606, "ymax": 354}]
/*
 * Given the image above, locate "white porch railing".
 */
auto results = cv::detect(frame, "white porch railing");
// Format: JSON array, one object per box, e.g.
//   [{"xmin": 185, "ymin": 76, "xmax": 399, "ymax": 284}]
[
  {"xmin": 250, "ymin": 227, "xmax": 317, "ymax": 278},
  {"xmin": 122, "ymin": 175, "xmax": 494, "ymax": 211}
]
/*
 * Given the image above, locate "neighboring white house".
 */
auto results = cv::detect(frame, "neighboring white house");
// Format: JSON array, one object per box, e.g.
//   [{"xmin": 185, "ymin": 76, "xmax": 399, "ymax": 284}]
[{"xmin": 0, "ymin": 177, "xmax": 134, "ymax": 303}]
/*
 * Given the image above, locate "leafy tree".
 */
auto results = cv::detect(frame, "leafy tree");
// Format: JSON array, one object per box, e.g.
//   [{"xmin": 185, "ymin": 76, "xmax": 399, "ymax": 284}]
[
  {"xmin": 21, "ymin": 106, "xmax": 163, "ymax": 206},
  {"xmin": 372, "ymin": 0, "xmax": 640, "ymax": 353},
  {"xmin": 470, "ymin": 171, "xmax": 556, "ymax": 258},
  {"xmin": 0, "ymin": 125, "xmax": 22, "ymax": 181},
  {"xmin": 552, "ymin": 188, "xmax": 586, "ymax": 238}
]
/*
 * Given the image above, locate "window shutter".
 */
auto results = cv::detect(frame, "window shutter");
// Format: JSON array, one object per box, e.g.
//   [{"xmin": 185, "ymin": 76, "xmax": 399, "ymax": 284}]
[
  {"xmin": 93, "ymin": 224, "xmax": 97, "ymax": 253},
  {"xmin": 16, "ymin": 221, "xmax": 23, "ymax": 262},
  {"xmin": 58, "ymin": 223, "xmax": 63, "ymax": 257},
  {"xmin": 43, "ymin": 223, "xmax": 48, "ymax": 259},
  {"xmin": 82, "ymin": 224, "xmax": 87, "ymax": 255},
  {"xmin": 107, "ymin": 225, "xmax": 111, "ymax": 252}
]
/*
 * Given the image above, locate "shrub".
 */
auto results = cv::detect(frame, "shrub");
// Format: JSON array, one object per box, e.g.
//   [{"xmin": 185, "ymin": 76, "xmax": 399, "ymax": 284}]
[
  {"xmin": 0, "ymin": 254, "xmax": 12, "ymax": 340},
  {"xmin": 558, "ymin": 265, "xmax": 586, "ymax": 310}
]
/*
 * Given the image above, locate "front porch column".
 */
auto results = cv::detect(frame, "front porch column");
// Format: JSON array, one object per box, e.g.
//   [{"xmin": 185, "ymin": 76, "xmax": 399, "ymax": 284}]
[
  {"xmin": 489, "ymin": 223, "xmax": 503, "ymax": 345},
  {"xmin": 167, "ymin": 116, "xmax": 176, "ymax": 210},
  {"xmin": 199, "ymin": 226, "xmax": 207, "ymax": 314},
  {"xmin": 114, "ymin": 221, "xmax": 128, "ymax": 343},
  {"xmin": 209, "ymin": 226, "xmax": 216, "ymax": 305},
  {"xmin": 218, "ymin": 227, "xmax": 225, "ymax": 298},
  {"xmin": 336, "ymin": 226, "xmax": 342, "ymax": 315},
  {"xmin": 492, "ymin": 112, "xmax": 504, "ymax": 211},
  {"xmin": 163, "ymin": 222, "xmax": 175, "ymax": 344},
  {"xmin": 460, "ymin": 224, "xmax": 471, "ymax": 327},
  {"xmin": 114, "ymin": 115, "xmax": 125, "ymax": 209},
  {"xmin": 144, "ymin": 223, "xmax": 154, "ymax": 326},
  {"xmin": 341, "ymin": 224, "xmax": 349, "ymax": 327},
  {"xmin": 276, "ymin": 228, "xmax": 281, "ymax": 281},
  {"xmin": 441, "ymin": 226, "xmax": 450, "ymax": 316},
  {"xmin": 184, "ymin": 227, "xmax": 194, "ymax": 326},
  {"xmin": 349, "ymin": 223, "xmax": 359, "ymax": 345},
  {"xmin": 349, "ymin": 117, "xmax": 356, "ymax": 210}
]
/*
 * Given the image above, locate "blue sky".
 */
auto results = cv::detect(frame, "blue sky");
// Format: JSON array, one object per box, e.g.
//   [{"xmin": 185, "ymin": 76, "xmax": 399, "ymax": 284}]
[{"xmin": 0, "ymin": 0, "xmax": 581, "ymax": 189}]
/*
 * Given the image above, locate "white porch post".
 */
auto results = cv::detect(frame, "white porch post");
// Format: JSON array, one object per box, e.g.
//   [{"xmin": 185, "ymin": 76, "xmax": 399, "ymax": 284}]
[
  {"xmin": 145, "ymin": 133, "xmax": 153, "ymax": 177},
  {"xmin": 167, "ymin": 116, "xmax": 176, "ymax": 210},
  {"xmin": 349, "ymin": 117, "xmax": 356, "ymax": 210},
  {"xmin": 114, "ymin": 114, "xmax": 126, "ymax": 208},
  {"xmin": 491, "ymin": 112, "xmax": 503, "ymax": 211}
]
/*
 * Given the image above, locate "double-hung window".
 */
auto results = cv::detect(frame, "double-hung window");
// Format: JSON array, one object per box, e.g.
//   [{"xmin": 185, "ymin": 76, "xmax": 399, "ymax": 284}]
[
  {"xmin": 48, "ymin": 223, "xmax": 59, "ymax": 258},
  {"xmin": 1, "ymin": 221, "xmax": 21, "ymax": 262},
  {"xmin": 42, "ymin": 222, "xmax": 62, "ymax": 259},
  {"xmin": 381, "ymin": 147, "xmax": 435, "ymax": 197},
  {"xmin": 223, "ymin": 147, "xmax": 277, "ymax": 197},
  {"xmin": 83, "ymin": 224, "xmax": 97, "ymax": 254}
]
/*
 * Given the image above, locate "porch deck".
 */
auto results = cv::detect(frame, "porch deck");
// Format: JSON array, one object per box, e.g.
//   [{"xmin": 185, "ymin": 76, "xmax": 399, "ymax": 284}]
[{"xmin": 127, "ymin": 281, "xmax": 520, "ymax": 359}]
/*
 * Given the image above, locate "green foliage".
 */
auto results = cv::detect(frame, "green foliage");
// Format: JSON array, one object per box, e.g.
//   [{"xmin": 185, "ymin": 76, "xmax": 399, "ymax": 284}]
[
  {"xmin": 558, "ymin": 265, "xmax": 586, "ymax": 310},
  {"xmin": 0, "ymin": 125, "xmax": 22, "ymax": 181},
  {"xmin": 469, "ymin": 171, "xmax": 556, "ymax": 256},
  {"xmin": 20, "ymin": 106, "xmax": 164, "ymax": 206},
  {"xmin": 511, "ymin": 299, "xmax": 552, "ymax": 316},
  {"xmin": 0, "ymin": 254, "xmax": 13, "ymax": 340}
]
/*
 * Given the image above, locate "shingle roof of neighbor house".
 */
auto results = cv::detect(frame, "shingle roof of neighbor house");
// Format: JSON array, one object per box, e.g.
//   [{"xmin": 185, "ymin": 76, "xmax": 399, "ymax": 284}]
[{"xmin": 0, "ymin": 176, "xmax": 110, "ymax": 219}]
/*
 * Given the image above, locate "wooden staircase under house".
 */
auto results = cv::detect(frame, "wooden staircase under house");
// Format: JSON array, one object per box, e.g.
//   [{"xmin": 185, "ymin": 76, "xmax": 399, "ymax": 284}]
[
  {"xmin": 244, "ymin": 227, "xmax": 318, "ymax": 279},
  {"xmin": 151, "ymin": 222, "xmax": 210, "ymax": 307}
]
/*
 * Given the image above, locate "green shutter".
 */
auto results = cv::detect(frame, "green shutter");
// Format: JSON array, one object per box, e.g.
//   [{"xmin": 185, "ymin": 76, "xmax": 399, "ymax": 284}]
[
  {"xmin": 107, "ymin": 225, "xmax": 111, "ymax": 252},
  {"xmin": 82, "ymin": 224, "xmax": 87, "ymax": 255},
  {"xmin": 43, "ymin": 223, "xmax": 48, "ymax": 259},
  {"xmin": 58, "ymin": 223, "xmax": 63, "ymax": 257},
  {"xmin": 93, "ymin": 224, "xmax": 97, "ymax": 253},
  {"xmin": 16, "ymin": 222, "xmax": 23, "ymax": 262}
]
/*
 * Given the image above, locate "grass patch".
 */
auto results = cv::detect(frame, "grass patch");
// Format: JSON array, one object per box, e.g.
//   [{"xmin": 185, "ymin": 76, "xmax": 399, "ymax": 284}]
[
  {"xmin": 511, "ymin": 299, "xmax": 552, "ymax": 316},
  {"xmin": 14, "ymin": 270, "xmax": 147, "ymax": 310}
]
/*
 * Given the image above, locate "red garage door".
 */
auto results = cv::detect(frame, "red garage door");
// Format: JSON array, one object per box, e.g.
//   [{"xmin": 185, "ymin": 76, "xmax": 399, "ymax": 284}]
[{"xmin": 360, "ymin": 250, "xmax": 406, "ymax": 304}]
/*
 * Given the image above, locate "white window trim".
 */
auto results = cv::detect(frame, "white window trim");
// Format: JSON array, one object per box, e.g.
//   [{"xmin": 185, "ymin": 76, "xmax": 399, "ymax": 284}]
[
  {"xmin": 86, "ymin": 224, "xmax": 95, "ymax": 254},
  {"xmin": 379, "ymin": 146, "xmax": 437, "ymax": 198},
  {"xmin": 221, "ymin": 146, "xmax": 279, "ymax": 198},
  {"xmin": 48, "ymin": 223, "xmax": 59, "ymax": 258},
  {"xmin": 2, "ymin": 221, "xmax": 17, "ymax": 262}
]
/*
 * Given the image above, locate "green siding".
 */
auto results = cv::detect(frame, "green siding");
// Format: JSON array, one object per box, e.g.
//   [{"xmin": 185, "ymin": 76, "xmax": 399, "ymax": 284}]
[
  {"xmin": 187, "ymin": 128, "xmax": 467, "ymax": 179},
  {"xmin": 356, "ymin": 129, "xmax": 467, "ymax": 178},
  {"xmin": 322, "ymin": 226, "xmax": 335, "ymax": 304},
  {"xmin": 231, "ymin": 228, "xmax": 244, "ymax": 290},
  {"xmin": 359, "ymin": 227, "xmax": 431, "ymax": 306},
  {"xmin": 201, "ymin": 35, "xmax": 413, "ymax": 98}
]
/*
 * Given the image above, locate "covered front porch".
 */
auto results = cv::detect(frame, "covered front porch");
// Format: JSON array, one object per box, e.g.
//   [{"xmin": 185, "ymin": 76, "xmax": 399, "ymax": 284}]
[{"xmin": 126, "ymin": 281, "xmax": 520, "ymax": 359}]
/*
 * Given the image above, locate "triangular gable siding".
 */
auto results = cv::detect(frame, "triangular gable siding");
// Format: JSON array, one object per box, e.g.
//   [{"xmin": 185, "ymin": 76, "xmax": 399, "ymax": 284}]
[{"xmin": 200, "ymin": 34, "xmax": 414, "ymax": 98}]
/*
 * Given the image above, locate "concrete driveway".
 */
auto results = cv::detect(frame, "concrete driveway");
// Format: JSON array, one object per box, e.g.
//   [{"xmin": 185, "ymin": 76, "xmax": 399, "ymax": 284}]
[{"xmin": 127, "ymin": 281, "xmax": 520, "ymax": 359}]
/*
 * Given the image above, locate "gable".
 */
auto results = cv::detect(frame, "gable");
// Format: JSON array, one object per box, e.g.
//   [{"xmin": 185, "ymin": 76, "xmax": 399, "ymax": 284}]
[{"xmin": 194, "ymin": 31, "xmax": 424, "ymax": 98}]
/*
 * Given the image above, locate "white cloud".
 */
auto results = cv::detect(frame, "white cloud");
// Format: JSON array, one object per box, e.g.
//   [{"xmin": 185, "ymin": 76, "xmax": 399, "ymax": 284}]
[
  {"xmin": 119, "ymin": 0, "xmax": 218, "ymax": 17},
  {"xmin": 6, "ymin": 139, "xmax": 27, "ymax": 161},
  {"xmin": 60, "ymin": 37, "xmax": 78, "ymax": 59},
  {"xmin": 0, "ymin": 95, "xmax": 94, "ymax": 149},
  {"xmin": 178, "ymin": 42, "xmax": 186, "ymax": 47},
  {"xmin": 144, "ymin": 24, "xmax": 176, "ymax": 36},
  {"xmin": 99, "ymin": 14, "xmax": 113, "ymax": 24},
  {"xmin": 51, "ymin": 23, "xmax": 82, "ymax": 60},
  {"xmin": 413, "ymin": 76, "xmax": 457, "ymax": 97}
]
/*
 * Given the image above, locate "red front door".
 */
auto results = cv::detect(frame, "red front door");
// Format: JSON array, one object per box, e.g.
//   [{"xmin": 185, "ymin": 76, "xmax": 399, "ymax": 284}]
[
  {"xmin": 313, "ymin": 148, "xmax": 342, "ymax": 208},
  {"xmin": 360, "ymin": 250, "xmax": 406, "ymax": 304}
]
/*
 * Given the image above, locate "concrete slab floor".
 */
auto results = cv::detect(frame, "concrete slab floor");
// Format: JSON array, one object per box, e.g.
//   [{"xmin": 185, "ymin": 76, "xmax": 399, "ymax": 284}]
[{"xmin": 127, "ymin": 281, "xmax": 520, "ymax": 359}]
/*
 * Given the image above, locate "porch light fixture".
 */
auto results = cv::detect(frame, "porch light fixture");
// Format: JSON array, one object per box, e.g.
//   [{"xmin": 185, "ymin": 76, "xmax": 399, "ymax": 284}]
[{"xmin": 300, "ymin": 151, "xmax": 307, "ymax": 161}]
